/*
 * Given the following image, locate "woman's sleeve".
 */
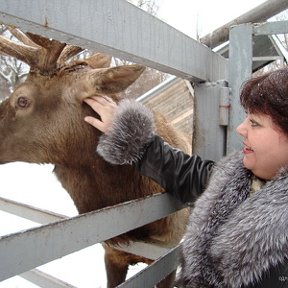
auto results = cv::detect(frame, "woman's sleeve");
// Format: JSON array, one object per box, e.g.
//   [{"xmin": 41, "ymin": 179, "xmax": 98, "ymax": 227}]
[
  {"xmin": 96, "ymin": 99, "xmax": 214, "ymax": 204},
  {"xmin": 136, "ymin": 135, "xmax": 214, "ymax": 204}
]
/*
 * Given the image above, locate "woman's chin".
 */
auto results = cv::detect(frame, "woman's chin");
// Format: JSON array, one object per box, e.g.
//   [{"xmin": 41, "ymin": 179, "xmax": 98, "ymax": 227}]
[{"xmin": 242, "ymin": 155, "xmax": 254, "ymax": 171}]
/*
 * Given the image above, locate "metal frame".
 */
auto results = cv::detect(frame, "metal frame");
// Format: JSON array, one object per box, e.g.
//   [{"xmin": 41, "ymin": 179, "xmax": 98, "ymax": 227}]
[
  {"xmin": 0, "ymin": 1, "xmax": 227, "ymax": 286},
  {"xmin": 0, "ymin": 1, "xmax": 288, "ymax": 287}
]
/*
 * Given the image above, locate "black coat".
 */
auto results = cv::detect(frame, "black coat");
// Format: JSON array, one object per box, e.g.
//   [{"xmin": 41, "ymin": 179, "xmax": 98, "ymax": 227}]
[{"xmin": 96, "ymin": 99, "xmax": 288, "ymax": 288}]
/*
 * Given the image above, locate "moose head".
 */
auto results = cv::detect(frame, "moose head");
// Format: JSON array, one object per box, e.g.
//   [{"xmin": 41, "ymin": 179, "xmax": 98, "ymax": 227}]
[{"xmin": 0, "ymin": 27, "xmax": 145, "ymax": 166}]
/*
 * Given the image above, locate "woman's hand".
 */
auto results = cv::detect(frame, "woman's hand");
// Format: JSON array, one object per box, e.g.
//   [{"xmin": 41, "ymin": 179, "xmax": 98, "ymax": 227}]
[{"xmin": 84, "ymin": 96, "xmax": 117, "ymax": 134}]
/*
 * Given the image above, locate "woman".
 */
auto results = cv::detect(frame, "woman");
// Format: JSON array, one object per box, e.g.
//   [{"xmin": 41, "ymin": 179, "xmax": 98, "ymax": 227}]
[{"xmin": 84, "ymin": 68, "xmax": 288, "ymax": 287}]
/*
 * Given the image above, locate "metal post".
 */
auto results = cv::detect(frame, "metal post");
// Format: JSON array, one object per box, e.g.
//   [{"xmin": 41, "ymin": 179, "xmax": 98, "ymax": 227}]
[
  {"xmin": 227, "ymin": 23, "xmax": 253, "ymax": 154},
  {"xmin": 193, "ymin": 81, "xmax": 229, "ymax": 161}
]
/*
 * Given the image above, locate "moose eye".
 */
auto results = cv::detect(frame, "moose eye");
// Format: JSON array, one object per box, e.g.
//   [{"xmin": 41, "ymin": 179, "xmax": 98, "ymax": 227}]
[{"xmin": 17, "ymin": 96, "xmax": 30, "ymax": 108}]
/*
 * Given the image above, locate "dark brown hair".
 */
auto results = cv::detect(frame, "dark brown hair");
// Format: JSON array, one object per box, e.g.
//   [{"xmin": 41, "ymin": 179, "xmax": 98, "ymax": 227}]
[{"xmin": 240, "ymin": 68, "xmax": 288, "ymax": 135}]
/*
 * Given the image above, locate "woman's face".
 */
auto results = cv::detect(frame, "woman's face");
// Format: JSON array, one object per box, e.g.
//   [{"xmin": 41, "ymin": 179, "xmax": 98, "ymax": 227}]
[{"xmin": 236, "ymin": 113, "xmax": 288, "ymax": 180}]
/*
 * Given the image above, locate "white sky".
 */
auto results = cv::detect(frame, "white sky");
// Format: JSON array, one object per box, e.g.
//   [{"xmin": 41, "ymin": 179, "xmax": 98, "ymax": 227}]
[
  {"xmin": 158, "ymin": 0, "xmax": 266, "ymax": 38},
  {"xmin": 0, "ymin": 0, "xmax": 268, "ymax": 287}
]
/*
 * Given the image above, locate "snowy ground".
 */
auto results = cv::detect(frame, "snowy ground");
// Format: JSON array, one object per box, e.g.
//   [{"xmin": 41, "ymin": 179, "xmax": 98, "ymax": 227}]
[{"xmin": 0, "ymin": 162, "xmax": 146, "ymax": 288}]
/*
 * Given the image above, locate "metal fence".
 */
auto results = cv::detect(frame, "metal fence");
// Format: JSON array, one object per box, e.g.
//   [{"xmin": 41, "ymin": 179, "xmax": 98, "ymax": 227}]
[
  {"xmin": 0, "ymin": 194, "xmax": 184, "ymax": 287},
  {"xmin": 0, "ymin": 0, "xmax": 288, "ymax": 287}
]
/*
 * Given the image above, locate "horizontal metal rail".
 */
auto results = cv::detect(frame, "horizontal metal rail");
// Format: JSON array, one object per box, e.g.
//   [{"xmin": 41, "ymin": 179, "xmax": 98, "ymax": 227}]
[
  {"xmin": 253, "ymin": 20, "xmax": 288, "ymax": 36},
  {"xmin": 113, "ymin": 241, "xmax": 169, "ymax": 261},
  {"xmin": 0, "ymin": 195, "xmax": 170, "ymax": 260},
  {"xmin": 0, "ymin": 195, "xmax": 179, "ymax": 286},
  {"xmin": 0, "ymin": 196, "xmax": 67, "ymax": 224},
  {"xmin": 20, "ymin": 269, "xmax": 78, "ymax": 288},
  {"xmin": 0, "ymin": 193, "xmax": 185, "ymax": 282},
  {"xmin": 118, "ymin": 244, "xmax": 182, "ymax": 288},
  {"xmin": 0, "ymin": 0, "xmax": 228, "ymax": 82}
]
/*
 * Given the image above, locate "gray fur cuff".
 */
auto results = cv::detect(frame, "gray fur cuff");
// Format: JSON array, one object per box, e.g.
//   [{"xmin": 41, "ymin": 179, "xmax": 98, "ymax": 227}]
[{"xmin": 97, "ymin": 99, "xmax": 155, "ymax": 165}]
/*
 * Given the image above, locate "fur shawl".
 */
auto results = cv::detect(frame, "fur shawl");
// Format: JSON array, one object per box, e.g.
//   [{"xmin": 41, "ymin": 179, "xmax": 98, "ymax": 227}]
[{"xmin": 179, "ymin": 152, "xmax": 288, "ymax": 288}]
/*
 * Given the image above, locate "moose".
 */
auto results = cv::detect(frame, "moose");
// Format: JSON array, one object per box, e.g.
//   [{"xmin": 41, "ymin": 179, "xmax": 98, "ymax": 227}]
[{"xmin": 0, "ymin": 27, "xmax": 190, "ymax": 287}]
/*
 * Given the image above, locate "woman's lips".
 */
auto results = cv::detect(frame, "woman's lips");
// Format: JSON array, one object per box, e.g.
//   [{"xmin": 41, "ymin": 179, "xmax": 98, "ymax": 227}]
[{"xmin": 243, "ymin": 144, "xmax": 254, "ymax": 154}]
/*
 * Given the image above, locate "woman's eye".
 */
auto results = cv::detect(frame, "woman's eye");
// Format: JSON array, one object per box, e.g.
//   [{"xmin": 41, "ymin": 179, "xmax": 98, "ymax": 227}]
[
  {"xmin": 250, "ymin": 120, "xmax": 259, "ymax": 127},
  {"xmin": 17, "ymin": 96, "xmax": 30, "ymax": 108}
]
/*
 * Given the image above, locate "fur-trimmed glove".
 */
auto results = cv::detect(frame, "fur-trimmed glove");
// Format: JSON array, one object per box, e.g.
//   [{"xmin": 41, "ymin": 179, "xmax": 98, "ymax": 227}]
[{"xmin": 97, "ymin": 99, "xmax": 155, "ymax": 165}]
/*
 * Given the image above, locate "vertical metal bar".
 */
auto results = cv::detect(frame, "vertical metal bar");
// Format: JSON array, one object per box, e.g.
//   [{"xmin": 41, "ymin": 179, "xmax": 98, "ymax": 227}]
[
  {"xmin": 193, "ymin": 82, "xmax": 227, "ymax": 162},
  {"xmin": 227, "ymin": 24, "xmax": 253, "ymax": 154}
]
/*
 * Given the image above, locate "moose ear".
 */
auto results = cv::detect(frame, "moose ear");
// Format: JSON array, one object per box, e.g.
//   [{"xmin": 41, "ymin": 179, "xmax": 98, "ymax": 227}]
[{"xmin": 92, "ymin": 64, "xmax": 145, "ymax": 94}]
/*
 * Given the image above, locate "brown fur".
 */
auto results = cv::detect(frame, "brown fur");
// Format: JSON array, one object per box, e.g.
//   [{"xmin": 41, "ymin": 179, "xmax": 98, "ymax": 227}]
[{"xmin": 0, "ymin": 31, "xmax": 190, "ymax": 287}]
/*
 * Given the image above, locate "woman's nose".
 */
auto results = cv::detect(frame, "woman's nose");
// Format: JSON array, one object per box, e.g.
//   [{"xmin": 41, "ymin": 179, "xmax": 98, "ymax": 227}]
[{"xmin": 236, "ymin": 121, "xmax": 246, "ymax": 137}]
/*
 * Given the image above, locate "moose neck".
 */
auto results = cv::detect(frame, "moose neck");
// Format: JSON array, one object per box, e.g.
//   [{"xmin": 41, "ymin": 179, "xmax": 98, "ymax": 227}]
[{"xmin": 53, "ymin": 159, "xmax": 146, "ymax": 214}]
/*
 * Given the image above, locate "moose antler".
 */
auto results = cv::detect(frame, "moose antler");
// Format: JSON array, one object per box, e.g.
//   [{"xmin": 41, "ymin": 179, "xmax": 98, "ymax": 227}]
[
  {"xmin": 0, "ymin": 26, "xmax": 84, "ymax": 75},
  {"xmin": 57, "ymin": 44, "xmax": 84, "ymax": 66}
]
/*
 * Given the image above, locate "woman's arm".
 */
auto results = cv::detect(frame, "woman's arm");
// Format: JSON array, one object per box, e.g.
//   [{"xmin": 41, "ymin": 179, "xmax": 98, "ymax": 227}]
[
  {"xmin": 84, "ymin": 96, "xmax": 214, "ymax": 204},
  {"xmin": 137, "ymin": 134, "xmax": 214, "ymax": 204}
]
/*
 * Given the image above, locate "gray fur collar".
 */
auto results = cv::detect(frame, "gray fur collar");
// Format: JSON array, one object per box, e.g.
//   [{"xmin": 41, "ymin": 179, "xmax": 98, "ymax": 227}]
[{"xmin": 180, "ymin": 152, "xmax": 288, "ymax": 288}]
